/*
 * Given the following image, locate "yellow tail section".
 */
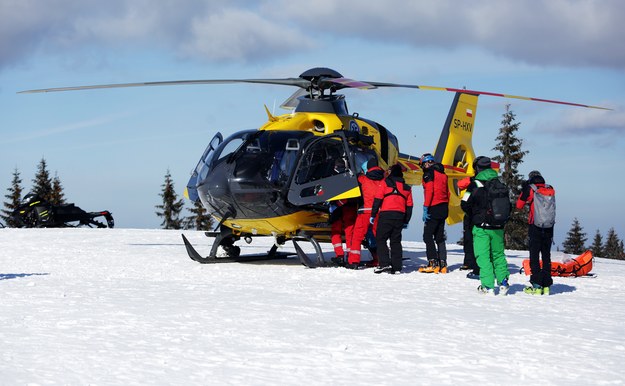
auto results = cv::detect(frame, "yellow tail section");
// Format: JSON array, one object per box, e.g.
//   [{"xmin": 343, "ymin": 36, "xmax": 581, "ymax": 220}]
[
  {"xmin": 434, "ymin": 92, "xmax": 480, "ymax": 225},
  {"xmin": 395, "ymin": 92, "xmax": 481, "ymax": 225}
]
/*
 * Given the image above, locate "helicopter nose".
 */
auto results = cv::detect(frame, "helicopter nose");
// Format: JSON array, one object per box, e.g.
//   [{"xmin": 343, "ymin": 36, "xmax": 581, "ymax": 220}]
[{"xmin": 203, "ymin": 168, "xmax": 230, "ymax": 199}]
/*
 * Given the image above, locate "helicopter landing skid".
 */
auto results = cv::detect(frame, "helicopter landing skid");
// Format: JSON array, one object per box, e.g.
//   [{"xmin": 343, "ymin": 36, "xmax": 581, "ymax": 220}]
[
  {"xmin": 181, "ymin": 234, "xmax": 295, "ymax": 264},
  {"xmin": 292, "ymin": 235, "xmax": 326, "ymax": 268}
]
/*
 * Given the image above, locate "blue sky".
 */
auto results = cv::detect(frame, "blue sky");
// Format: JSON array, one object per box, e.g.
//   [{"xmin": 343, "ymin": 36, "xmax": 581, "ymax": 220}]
[{"xmin": 1, "ymin": 0, "xmax": 624, "ymax": 247}]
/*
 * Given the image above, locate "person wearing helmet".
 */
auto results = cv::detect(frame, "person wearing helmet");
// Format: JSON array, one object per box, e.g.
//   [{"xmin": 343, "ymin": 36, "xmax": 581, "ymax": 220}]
[
  {"xmin": 457, "ymin": 156, "xmax": 490, "ymax": 278},
  {"xmin": 516, "ymin": 170, "xmax": 555, "ymax": 295},
  {"xmin": 418, "ymin": 153, "xmax": 450, "ymax": 273},
  {"xmin": 461, "ymin": 156, "xmax": 511, "ymax": 295}
]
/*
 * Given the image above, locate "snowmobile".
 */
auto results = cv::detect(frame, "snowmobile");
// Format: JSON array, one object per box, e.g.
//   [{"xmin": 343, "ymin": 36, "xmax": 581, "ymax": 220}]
[{"xmin": 12, "ymin": 193, "xmax": 114, "ymax": 229}]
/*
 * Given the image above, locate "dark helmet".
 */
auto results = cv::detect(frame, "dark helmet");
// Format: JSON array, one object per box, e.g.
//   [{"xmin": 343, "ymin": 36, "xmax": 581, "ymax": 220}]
[
  {"xmin": 367, "ymin": 158, "xmax": 378, "ymax": 170},
  {"xmin": 528, "ymin": 170, "xmax": 542, "ymax": 180},
  {"xmin": 390, "ymin": 163, "xmax": 404, "ymax": 177},
  {"xmin": 473, "ymin": 156, "xmax": 492, "ymax": 173}
]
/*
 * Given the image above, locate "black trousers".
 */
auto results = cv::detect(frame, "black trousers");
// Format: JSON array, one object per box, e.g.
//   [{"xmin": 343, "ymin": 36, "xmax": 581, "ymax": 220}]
[
  {"xmin": 375, "ymin": 212, "xmax": 405, "ymax": 272},
  {"xmin": 529, "ymin": 224, "xmax": 554, "ymax": 287},
  {"xmin": 462, "ymin": 215, "xmax": 478, "ymax": 271},
  {"xmin": 423, "ymin": 216, "xmax": 447, "ymax": 263}
]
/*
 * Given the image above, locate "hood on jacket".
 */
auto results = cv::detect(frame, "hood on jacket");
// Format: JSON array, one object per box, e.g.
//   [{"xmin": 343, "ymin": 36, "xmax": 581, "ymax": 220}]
[
  {"xmin": 366, "ymin": 166, "xmax": 385, "ymax": 181},
  {"xmin": 475, "ymin": 168, "xmax": 498, "ymax": 181}
]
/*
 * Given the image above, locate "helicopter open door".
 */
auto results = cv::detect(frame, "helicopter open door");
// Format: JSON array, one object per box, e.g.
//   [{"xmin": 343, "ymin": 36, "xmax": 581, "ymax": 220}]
[
  {"xmin": 287, "ymin": 133, "xmax": 360, "ymax": 206},
  {"xmin": 185, "ymin": 132, "xmax": 223, "ymax": 202}
]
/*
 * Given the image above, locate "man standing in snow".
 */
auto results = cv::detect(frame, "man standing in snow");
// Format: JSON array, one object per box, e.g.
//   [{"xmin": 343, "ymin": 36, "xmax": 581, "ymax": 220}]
[
  {"xmin": 458, "ymin": 174, "xmax": 479, "ymax": 278},
  {"xmin": 419, "ymin": 153, "xmax": 450, "ymax": 273},
  {"xmin": 461, "ymin": 156, "xmax": 511, "ymax": 295},
  {"xmin": 347, "ymin": 158, "xmax": 385, "ymax": 268},
  {"xmin": 371, "ymin": 164, "xmax": 413, "ymax": 274},
  {"xmin": 516, "ymin": 170, "xmax": 554, "ymax": 295}
]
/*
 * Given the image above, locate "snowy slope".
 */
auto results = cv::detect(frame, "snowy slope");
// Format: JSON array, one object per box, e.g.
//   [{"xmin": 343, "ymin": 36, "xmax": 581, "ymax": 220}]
[{"xmin": 1, "ymin": 228, "xmax": 624, "ymax": 385}]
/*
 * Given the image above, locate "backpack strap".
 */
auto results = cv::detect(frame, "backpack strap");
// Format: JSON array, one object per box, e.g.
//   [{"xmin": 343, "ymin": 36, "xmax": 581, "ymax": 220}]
[{"xmin": 383, "ymin": 182, "xmax": 407, "ymax": 201}]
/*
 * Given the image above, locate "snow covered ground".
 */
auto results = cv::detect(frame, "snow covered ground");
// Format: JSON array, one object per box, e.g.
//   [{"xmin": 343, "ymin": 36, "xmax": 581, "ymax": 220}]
[{"xmin": 1, "ymin": 228, "xmax": 624, "ymax": 385}]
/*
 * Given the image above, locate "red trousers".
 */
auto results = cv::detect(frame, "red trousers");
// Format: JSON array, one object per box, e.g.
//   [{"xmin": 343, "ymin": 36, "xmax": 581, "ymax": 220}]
[
  {"xmin": 330, "ymin": 205, "xmax": 357, "ymax": 258},
  {"xmin": 347, "ymin": 212, "xmax": 378, "ymax": 264}
]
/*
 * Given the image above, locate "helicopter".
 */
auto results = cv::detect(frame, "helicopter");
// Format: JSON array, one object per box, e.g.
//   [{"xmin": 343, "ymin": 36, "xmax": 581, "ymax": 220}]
[{"xmin": 20, "ymin": 67, "xmax": 608, "ymax": 267}]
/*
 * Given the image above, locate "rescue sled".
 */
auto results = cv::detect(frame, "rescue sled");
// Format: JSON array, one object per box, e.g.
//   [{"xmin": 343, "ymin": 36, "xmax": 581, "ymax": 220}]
[{"xmin": 521, "ymin": 250, "xmax": 594, "ymax": 277}]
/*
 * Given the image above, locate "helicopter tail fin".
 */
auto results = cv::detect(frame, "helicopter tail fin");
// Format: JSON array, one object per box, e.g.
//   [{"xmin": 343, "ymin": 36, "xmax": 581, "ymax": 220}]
[{"xmin": 433, "ymin": 92, "xmax": 479, "ymax": 225}]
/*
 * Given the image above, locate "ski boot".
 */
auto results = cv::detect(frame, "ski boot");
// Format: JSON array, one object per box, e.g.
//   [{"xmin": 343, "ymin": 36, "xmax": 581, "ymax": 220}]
[
  {"xmin": 374, "ymin": 265, "xmax": 393, "ymax": 274},
  {"xmin": 344, "ymin": 262, "xmax": 360, "ymax": 270},
  {"xmin": 330, "ymin": 256, "xmax": 345, "ymax": 267},
  {"xmin": 419, "ymin": 259, "xmax": 438, "ymax": 273},
  {"xmin": 477, "ymin": 285, "xmax": 495, "ymax": 295},
  {"xmin": 523, "ymin": 284, "xmax": 546, "ymax": 295},
  {"xmin": 437, "ymin": 260, "xmax": 448, "ymax": 274},
  {"xmin": 498, "ymin": 278, "xmax": 510, "ymax": 296}
]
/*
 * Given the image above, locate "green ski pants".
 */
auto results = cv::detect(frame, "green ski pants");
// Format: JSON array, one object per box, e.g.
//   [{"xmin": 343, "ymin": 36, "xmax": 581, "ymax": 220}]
[{"xmin": 472, "ymin": 226, "xmax": 510, "ymax": 289}]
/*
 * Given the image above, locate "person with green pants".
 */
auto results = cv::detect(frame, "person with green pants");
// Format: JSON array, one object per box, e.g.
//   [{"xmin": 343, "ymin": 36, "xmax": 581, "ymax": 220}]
[{"xmin": 461, "ymin": 156, "xmax": 511, "ymax": 295}]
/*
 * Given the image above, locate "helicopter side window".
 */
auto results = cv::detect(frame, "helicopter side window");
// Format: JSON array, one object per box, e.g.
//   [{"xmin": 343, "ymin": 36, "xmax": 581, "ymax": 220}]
[
  {"xmin": 295, "ymin": 137, "xmax": 349, "ymax": 184},
  {"xmin": 353, "ymin": 148, "xmax": 377, "ymax": 174},
  {"xmin": 278, "ymin": 138, "xmax": 300, "ymax": 181}
]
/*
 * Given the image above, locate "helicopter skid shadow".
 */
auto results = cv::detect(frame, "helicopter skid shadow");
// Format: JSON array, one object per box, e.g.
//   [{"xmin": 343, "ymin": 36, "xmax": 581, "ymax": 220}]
[{"xmin": 0, "ymin": 273, "xmax": 49, "ymax": 281}]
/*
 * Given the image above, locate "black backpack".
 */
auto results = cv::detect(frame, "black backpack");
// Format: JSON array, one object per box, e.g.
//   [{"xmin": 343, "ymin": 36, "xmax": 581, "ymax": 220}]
[{"xmin": 480, "ymin": 178, "xmax": 511, "ymax": 227}]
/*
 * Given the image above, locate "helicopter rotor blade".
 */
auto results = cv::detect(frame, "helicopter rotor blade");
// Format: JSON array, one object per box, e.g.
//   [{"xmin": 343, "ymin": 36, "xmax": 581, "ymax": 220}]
[
  {"xmin": 18, "ymin": 78, "xmax": 313, "ymax": 94},
  {"xmin": 363, "ymin": 81, "xmax": 611, "ymax": 110},
  {"xmin": 18, "ymin": 69, "xmax": 610, "ymax": 110}
]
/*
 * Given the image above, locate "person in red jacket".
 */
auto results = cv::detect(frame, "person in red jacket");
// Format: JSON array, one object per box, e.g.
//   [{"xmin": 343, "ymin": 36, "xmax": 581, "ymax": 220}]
[
  {"xmin": 329, "ymin": 198, "xmax": 357, "ymax": 267},
  {"xmin": 419, "ymin": 153, "xmax": 450, "ymax": 273},
  {"xmin": 347, "ymin": 158, "xmax": 385, "ymax": 268},
  {"xmin": 516, "ymin": 170, "xmax": 554, "ymax": 295},
  {"xmin": 371, "ymin": 164, "xmax": 413, "ymax": 274}
]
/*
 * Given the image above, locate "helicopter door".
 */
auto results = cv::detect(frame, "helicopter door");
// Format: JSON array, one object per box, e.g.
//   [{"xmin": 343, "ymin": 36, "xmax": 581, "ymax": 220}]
[
  {"xmin": 186, "ymin": 132, "xmax": 223, "ymax": 202},
  {"xmin": 287, "ymin": 133, "xmax": 360, "ymax": 206}
]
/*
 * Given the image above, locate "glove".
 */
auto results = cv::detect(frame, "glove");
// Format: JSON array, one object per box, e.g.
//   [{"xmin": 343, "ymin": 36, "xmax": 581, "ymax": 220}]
[
  {"xmin": 369, "ymin": 217, "xmax": 375, "ymax": 225},
  {"xmin": 422, "ymin": 206, "xmax": 430, "ymax": 222},
  {"xmin": 329, "ymin": 204, "xmax": 337, "ymax": 214}
]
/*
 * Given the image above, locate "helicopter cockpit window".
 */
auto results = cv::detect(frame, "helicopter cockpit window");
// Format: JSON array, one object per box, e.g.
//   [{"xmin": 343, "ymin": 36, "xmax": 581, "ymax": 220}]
[
  {"xmin": 295, "ymin": 137, "xmax": 351, "ymax": 185},
  {"xmin": 195, "ymin": 133, "xmax": 223, "ymax": 181},
  {"xmin": 229, "ymin": 130, "xmax": 314, "ymax": 188}
]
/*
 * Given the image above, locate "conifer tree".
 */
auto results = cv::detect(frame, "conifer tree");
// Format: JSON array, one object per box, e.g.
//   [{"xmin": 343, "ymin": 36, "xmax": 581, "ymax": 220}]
[
  {"xmin": 32, "ymin": 158, "xmax": 53, "ymax": 202},
  {"xmin": 185, "ymin": 199, "xmax": 213, "ymax": 230},
  {"xmin": 1, "ymin": 168, "xmax": 24, "ymax": 227},
  {"xmin": 603, "ymin": 228, "xmax": 624, "ymax": 260},
  {"xmin": 590, "ymin": 230, "xmax": 604, "ymax": 258},
  {"xmin": 155, "ymin": 169, "xmax": 184, "ymax": 229},
  {"xmin": 491, "ymin": 104, "xmax": 529, "ymax": 250},
  {"xmin": 50, "ymin": 173, "xmax": 66, "ymax": 205},
  {"xmin": 562, "ymin": 218, "xmax": 587, "ymax": 255}
]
